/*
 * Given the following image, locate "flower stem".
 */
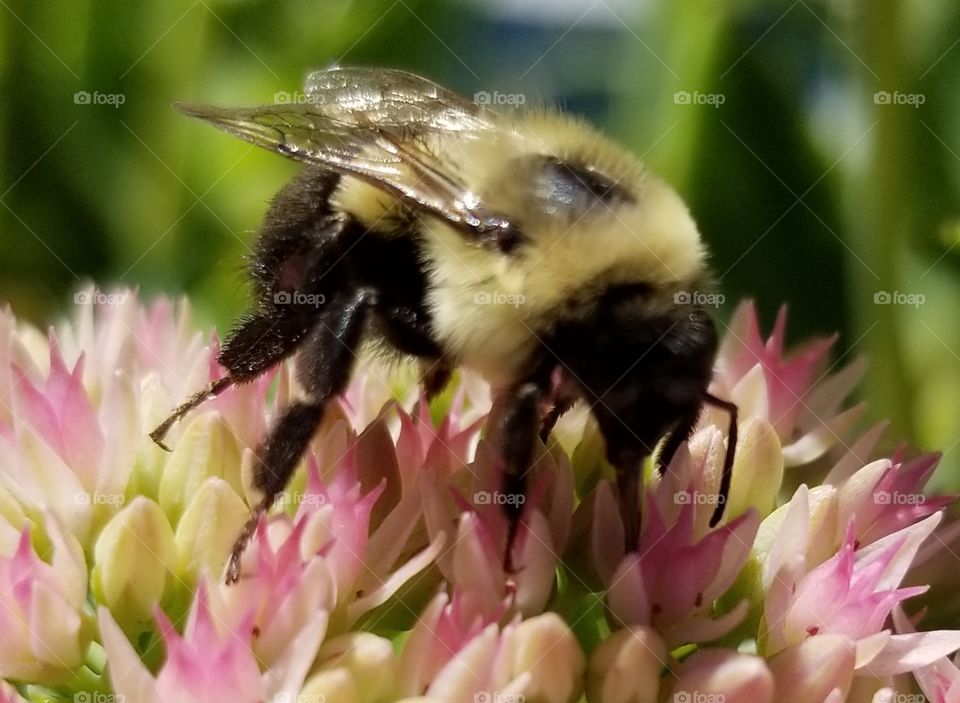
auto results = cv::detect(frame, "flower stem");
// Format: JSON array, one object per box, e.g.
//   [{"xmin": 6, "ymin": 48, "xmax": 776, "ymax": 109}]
[{"xmin": 847, "ymin": 0, "xmax": 916, "ymax": 441}]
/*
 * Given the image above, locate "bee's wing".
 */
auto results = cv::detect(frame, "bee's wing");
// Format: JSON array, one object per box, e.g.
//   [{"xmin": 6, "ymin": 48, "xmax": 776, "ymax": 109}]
[
  {"xmin": 176, "ymin": 69, "xmax": 516, "ymax": 244},
  {"xmin": 303, "ymin": 66, "xmax": 495, "ymax": 134}
]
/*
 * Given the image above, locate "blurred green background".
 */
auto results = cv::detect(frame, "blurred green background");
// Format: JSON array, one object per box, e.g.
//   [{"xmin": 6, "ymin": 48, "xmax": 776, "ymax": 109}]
[{"xmin": 1, "ymin": 0, "xmax": 958, "ymax": 487}]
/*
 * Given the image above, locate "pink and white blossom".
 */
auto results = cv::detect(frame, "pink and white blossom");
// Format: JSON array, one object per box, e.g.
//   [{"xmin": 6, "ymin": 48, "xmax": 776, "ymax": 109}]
[{"xmin": 0, "ymin": 290, "xmax": 956, "ymax": 703}]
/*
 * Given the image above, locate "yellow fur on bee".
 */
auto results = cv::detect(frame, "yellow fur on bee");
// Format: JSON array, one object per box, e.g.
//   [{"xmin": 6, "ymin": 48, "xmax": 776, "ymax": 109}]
[{"xmin": 328, "ymin": 107, "xmax": 706, "ymax": 386}]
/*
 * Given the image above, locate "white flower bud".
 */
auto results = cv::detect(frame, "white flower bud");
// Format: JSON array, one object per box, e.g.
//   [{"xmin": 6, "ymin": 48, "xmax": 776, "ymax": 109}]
[{"xmin": 586, "ymin": 626, "xmax": 665, "ymax": 703}]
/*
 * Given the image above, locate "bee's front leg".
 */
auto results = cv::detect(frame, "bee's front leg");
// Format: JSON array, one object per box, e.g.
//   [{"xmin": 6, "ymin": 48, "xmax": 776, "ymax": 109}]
[
  {"xmin": 225, "ymin": 288, "xmax": 375, "ymax": 584},
  {"xmin": 148, "ymin": 311, "xmax": 315, "ymax": 450}
]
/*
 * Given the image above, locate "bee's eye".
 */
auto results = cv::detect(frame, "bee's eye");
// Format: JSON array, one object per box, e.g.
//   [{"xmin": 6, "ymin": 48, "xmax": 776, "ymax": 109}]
[{"xmin": 532, "ymin": 156, "xmax": 633, "ymax": 215}]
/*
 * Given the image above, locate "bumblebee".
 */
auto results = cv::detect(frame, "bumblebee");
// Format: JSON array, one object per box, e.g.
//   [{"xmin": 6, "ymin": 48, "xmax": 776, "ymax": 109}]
[{"xmin": 151, "ymin": 67, "xmax": 737, "ymax": 582}]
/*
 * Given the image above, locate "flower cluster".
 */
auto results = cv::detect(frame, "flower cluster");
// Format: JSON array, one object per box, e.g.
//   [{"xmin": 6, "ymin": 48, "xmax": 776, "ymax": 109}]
[{"xmin": 0, "ymin": 289, "xmax": 957, "ymax": 703}]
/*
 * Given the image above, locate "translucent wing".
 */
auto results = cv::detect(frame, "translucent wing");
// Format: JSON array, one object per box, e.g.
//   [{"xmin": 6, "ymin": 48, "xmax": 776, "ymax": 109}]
[
  {"xmin": 303, "ymin": 66, "xmax": 496, "ymax": 133},
  {"xmin": 175, "ymin": 68, "xmax": 516, "ymax": 245}
]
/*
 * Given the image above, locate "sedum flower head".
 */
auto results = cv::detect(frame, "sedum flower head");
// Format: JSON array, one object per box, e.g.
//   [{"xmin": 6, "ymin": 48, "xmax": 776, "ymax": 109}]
[
  {"xmin": 0, "ymin": 524, "xmax": 89, "ymax": 684},
  {"xmin": 0, "ymin": 289, "xmax": 956, "ymax": 702}
]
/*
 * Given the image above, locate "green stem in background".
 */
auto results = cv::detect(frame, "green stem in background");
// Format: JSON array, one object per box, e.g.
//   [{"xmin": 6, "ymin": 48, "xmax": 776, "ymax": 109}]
[
  {"xmin": 614, "ymin": 0, "xmax": 738, "ymax": 187},
  {"xmin": 847, "ymin": 0, "xmax": 916, "ymax": 442}
]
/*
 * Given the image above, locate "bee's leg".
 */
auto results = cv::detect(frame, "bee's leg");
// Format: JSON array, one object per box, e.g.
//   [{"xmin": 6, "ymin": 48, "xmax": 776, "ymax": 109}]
[
  {"xmin": 226, "ymin": 288, "xmax": 374, "ymax": 584},
  {"xmin": 704, "ymin": 393, "xmax": 738, "ymax": 527},
  {"xmin": 368, "ymin": 299, "xmax": 451, "ymax": 400},
  {"xmin": 496, "ymin": 378, "xmax": 550, "ymax": 572},
  {"xmin": 596, "ymin": 422, "xmax": 664, "ymax": 554},
  {"xmin": 149, "ymin": 377, "xmax": 235, "ymax": 450},
  {"xmin": 538, "ymin": 396, "xmax": 576, "ymax": 443},
  {"xmin": 654, "ymin": 406, "xmax": 703, "ymax": 477},
  {"xmin": 149, "ymin": 312, "xmax": 312, "ymax": 449},
  {"xmin": 150, "ymin": 177, "xmax": 349, "ymax": 448},
  {"xmin": 419, "ymin": 359, "xmax": 453, "ymax": 400},
  {"xmin": 615, "ymin": 453, "xmax": 644, "ymax": 554}
]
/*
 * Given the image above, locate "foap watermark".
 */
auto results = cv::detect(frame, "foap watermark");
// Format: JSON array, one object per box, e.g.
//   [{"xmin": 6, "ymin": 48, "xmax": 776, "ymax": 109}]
[
  {"xmin": 888, "ymin": 693, "xmax": 927, "ymax": 703},
  {"xmin": 674, "ymin": 91, "xmax": 725, "ymax": 108},
  {"xmin": 74, "ymin": 90, "xmax": 125, "ymax": 108},
  {"xmin": 872, "ymin": 693, "xmax": 928, "ymax": 703},
  {"xmin": 473, "ymin": 290, "xmax": 525, "ymax": 307},
  {"xmin": 874, "ymin": 90, "xmax": 925, "ymax": 108},
  {"xmin": 273, "ymin": 90, "xmax": 322, "ymax": 105},
  {"xmin": 474, "ymin": 91, "xmax": 526, "ymax": 107},
  {"xmin": 674, "ymin": 490, "xmax": 724, "ymax": 506},
  {"xmin": 875, "ymin": 491, "xmax": 926, "ymax": 506},
  {"xmin": 273, "ymin": 693, "xmax": 326, "ymax": 703},
  {"xmin": 474, "ymin": 692, "xmax": 525, "ymax": 703},
  {"xmin": 75, "ymin": 491, "xmax": 125, "ymax": 507},
  {"xmin": 274, "ymin": 291, "xmax": 326, "ymax": 307},
  {"xmin": 74, "ymin": 290, "xmax": 127, "ymax": 306},
  {"xmin": 474, "ymin": 490, "xmax": 525, "ymax": 507},
  {"xmin": 874, "ymin": 291, "xmax": 925, "ymax": 308},
  {"xmin": 673, "ymin": 692, "xmax": 725, "ymax": 703},
  {"xmin": 275, "ymin": 490, "xmax": 327, "ymax": 509},
  {"xmin": 74, "ymin": 693, "xmax": 126, "ymax": 703},
  {"xmin": 674, "ymin": 290, "xmax": 725, "ymax": 308}
]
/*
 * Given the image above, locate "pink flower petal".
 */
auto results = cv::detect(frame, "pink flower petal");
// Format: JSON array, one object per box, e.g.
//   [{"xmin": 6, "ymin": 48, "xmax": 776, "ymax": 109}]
[
  {"xmin": 664, "ymin": 599, "xmax": 751, "ymax": 646},
  {"xmin": 153, "ymin": 582, "xmax": 262, "ymax": 703},
  {"xmin": 825, "ymin": 421, "xmax": 890, "ymax": 484},
  {"xmin": 347, "ymin": 533, "xmax": 446, "ymax": 625},
  {"xmin": 855, "ymin": 512, "xmax": 942, "ymax": 591},
  {"xmin": 590, "ymin": 481, "xmax": 625, "ymax": 583},
  {"xmin": 513, "ymin": 509, "xmax": 558, "ymax": 615},
  {"xmin": 782, "ymin": 403, "xmax": 866, "ymax": 467},
  {"xmin": 98, "ymin": 606, "xmax": 162, "ymax": 703},
  {"xmin": 893, "ymin": 607, "xmax": 960, "ymax": 701},
  {"xmin": 670, "ymin": 648, "xmax": 774, "ymax": 703},
  {"xmin": 453, "ymin": 512, "xmax": 506, "ymax": 607},
  {"xmin": 261, "ymin": 609, "xmax": 329, "ymax": 699},
  {"xmin": 862, "ymin": 631, "xmax": 960, "ymax": 677},
  {"xmin": 607, "ymin": 554, "xmax": 650, "ymax": 627}
]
